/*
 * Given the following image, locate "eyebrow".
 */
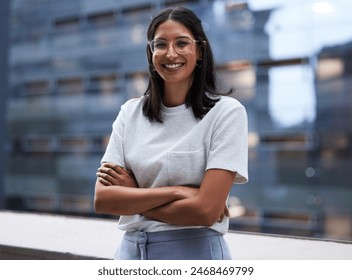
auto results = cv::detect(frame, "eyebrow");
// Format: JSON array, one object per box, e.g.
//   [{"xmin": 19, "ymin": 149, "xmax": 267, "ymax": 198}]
[{"xmin": 153, "ymin": 35, "xmax": 194, "ymax": 40}]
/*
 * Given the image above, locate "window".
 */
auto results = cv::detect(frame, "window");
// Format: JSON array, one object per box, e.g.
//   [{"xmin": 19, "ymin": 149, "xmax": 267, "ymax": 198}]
[
  {"xmin": 90, "ymin": 73, "xmax": 118, "ymax": 95},
  {"xmin": 60, "ymin": 137, "xmax": 88, "ymax": 152},
  {"xmin": 57, "ymin": 77, "xmax": 83, "ymax": 95},
  {"xmin": 24, "ymin": 80, "xmax": 50, "ymax": 96},
  {"xmin": 317, "ymin": 58, "xmax": 344, "ymax": 80},
  {"xmin": 216, "ymin": 60, "xmax": 255, "ymax": 101},
  {"xmin": 121, "ymin": 4, "xmax": 153, "ymax": 18},
  {"xmin": 120, "ymin": 4, "xmax": 153, "ymax": 28},
  {"xmin": 87, "ymin": 11, "xmax": 116, "ymax": 27},
  {"xmin": 22, "ymin": 136, "xmax": 56, "ymax": 152},
  {"xmin": 54, "ymin": 16, "xmax": 80, "ymax": 31},
  {"xmin": 126, "ymin": 72, "xmax": 148, "ymax": 98}
]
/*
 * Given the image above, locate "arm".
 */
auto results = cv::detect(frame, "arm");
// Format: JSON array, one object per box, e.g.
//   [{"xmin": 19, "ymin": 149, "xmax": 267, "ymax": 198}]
[
  {"xmin": 143, "ymin": 169, "xmax": 235, "ymax": 227},
  {"xmin": 94, "ymin": 162, "xmax": 198, "ymax": 216},
  {"xmin": 94, "ymin": 181, "xmax": 196, "ymax": 216}
]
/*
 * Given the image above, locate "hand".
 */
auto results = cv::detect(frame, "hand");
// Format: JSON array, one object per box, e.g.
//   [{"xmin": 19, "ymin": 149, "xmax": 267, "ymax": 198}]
[
  {"xmin": 96, "ymin": 162, "xmax": 139, "ymax": 188},
  {"xmin": 218, "ymin": 205, "xmax": 230, "ymax": 222}
]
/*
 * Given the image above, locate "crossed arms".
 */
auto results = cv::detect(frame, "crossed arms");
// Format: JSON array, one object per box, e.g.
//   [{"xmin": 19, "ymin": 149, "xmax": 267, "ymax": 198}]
[{"xmin": 94, "ymin": 162, "xmax": 235, "ymax": 227}]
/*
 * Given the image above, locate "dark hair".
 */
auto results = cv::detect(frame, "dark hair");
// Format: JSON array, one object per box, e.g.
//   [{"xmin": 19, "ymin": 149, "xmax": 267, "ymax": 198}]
[{"xmin": 143, "ymin": 7, "xmax": 232, "ymax": 122}]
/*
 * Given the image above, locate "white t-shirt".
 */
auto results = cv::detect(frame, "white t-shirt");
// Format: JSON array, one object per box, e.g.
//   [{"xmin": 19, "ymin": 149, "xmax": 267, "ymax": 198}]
[{"xmin": 102, "ymin": 95, "xmax": 248, "ymax": 234}]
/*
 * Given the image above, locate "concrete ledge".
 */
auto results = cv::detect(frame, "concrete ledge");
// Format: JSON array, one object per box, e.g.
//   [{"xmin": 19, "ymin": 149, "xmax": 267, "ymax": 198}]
[
  {"xmin": 0, "ymin": 244, "xmax": 100, "ymax": 260},
  {"xmin": 0, "ymin": 211, "xmax": 351, "ymax": 260}
]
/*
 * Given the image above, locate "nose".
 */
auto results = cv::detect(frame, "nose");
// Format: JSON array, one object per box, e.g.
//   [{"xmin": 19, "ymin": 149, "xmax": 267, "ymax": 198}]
[{"xmin": 165, "ymin": 42, "xmax": 178, "ymax": 58}]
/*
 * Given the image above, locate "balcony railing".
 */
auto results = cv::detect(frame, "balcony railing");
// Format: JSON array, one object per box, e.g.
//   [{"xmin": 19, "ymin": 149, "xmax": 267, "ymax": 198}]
[{"xmin": 0, "ymin": 211, "xmax": 351, "ymax": 260}]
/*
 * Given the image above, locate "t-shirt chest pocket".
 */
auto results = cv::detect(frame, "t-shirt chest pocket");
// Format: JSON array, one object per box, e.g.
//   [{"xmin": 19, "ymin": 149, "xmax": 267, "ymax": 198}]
[{"xmin": 167, "ymin": 148, "xmax": 206, "ymax": 186}]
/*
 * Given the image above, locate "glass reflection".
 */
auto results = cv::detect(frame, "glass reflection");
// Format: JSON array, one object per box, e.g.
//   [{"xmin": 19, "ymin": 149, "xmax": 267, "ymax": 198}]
[{"xmin": 268, "ymin": 64, "xmax": 316, "ymax": 127}]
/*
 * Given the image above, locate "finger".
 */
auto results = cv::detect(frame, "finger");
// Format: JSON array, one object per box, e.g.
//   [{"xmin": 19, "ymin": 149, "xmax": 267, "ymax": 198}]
[
  {"xmin": 98, "ymin": 167, "xmax": 119, "ymax": 179},
  {"xmin": 96, "ymin": 171, "xmax": 115, "ymax": 184},
  {"xmin": 102, "ymin": 163, "xmax": 126, "ymax": 176},
  {"xmin": 124, "ymin": 169, "xmax": 136, "ymax": 179},
  {"xmin": 224, "ymin": 206, "xmax": 230, "ymax": 217},
  {"xmin": 114, "ymin": 165, "xmax": 125, "ymax": 174},
  {"xmin": 97, "ymin": 177, "xmax": 112, "ymax": 186}
]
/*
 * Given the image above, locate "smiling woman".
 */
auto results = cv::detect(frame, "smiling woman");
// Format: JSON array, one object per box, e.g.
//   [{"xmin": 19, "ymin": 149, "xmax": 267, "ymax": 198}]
[{"xmin": 94, "ymin": 6, "xmax": 248, "ymax": 260}]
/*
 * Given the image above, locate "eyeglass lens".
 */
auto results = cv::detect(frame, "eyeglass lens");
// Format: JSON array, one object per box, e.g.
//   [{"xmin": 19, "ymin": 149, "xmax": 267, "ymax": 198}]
[{"xmin": 150, "ymin": 38, "xmax": 196, "ymax": 54}]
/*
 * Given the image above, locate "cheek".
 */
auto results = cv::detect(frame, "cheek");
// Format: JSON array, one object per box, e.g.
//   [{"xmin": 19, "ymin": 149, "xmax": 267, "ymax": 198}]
[
  {"xmin": 152, "ymin": 55, "xmax": 162, "ymax": 71},
  {"xmin": 187, "ymin": 56, "xmax": 198, "ymax": 70}
]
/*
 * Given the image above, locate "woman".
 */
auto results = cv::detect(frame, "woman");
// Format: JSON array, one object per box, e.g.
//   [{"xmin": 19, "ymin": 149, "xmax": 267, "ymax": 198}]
[{"xmin": 94, "ymin": 7, "xmax": 248, "ymax": 260}]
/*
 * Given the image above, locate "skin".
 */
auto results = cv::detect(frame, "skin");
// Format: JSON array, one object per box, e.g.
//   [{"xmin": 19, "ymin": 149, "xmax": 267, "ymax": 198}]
[
  {"xmin": 94, "ymin": 20, "xmax": 234, "ymax": 226},
  {"xmin": 151, "ymin": 20, "xmax": 202, "ymax": 107},
  {"xmin": 94, "ymin": 163, "xmax": 199, "ymax": 216}
]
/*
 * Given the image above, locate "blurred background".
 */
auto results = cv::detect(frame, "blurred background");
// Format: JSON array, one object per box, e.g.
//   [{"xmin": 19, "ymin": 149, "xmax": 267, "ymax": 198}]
[{"xmin": 0, "ymin": 0, "xmax": 351, "ymax": 241}]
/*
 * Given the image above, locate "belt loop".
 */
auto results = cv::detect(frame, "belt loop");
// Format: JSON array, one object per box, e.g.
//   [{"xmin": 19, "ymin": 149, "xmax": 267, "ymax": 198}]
[{"xmin": 137, "ymin": 232, "xmax": 147, "ymax": 260}]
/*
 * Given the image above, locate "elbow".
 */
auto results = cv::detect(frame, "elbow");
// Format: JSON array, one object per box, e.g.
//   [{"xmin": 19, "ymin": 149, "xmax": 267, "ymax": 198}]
[
  {"xmin": 94, "ymin": 195, "xmax": 105, "ymax": 214},
  {"xmin": 94, "ymin": 188, "xmax": 110, "ymax": 215},
  {"xmin": 94, "ymin": 184, "xmax": 117, "ymax": 215},
  {"xmin": 197, "ymin": 207, "xmax": 222, "ymax": 227},
  {"xmin": 189, "ymin": 198, "xmax": 223, "ymax": 227},
  {"xmin": 202, "ymin": 214, "xmax": 220, "ymax": 227},
  {"xmin": 94, "ymin": 183, "xmax": 108, "ymax": 214}
]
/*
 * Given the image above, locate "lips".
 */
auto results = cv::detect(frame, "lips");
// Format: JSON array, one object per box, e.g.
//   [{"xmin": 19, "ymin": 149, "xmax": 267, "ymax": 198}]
[{"xmin": 163, "ymin": 63, "xmax": 184, "ymax": 69}]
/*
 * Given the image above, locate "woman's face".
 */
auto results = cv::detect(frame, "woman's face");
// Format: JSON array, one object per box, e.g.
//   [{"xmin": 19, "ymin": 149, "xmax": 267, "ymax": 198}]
[{"xmin": 151, "ymin": 20, "xmax": 201, "ymax": 89}]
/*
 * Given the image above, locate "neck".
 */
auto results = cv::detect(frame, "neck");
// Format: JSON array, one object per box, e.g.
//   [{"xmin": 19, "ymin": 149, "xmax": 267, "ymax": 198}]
[{"xmin": 163, "ymin": 82, "xmax": 190, "ymax": 107}]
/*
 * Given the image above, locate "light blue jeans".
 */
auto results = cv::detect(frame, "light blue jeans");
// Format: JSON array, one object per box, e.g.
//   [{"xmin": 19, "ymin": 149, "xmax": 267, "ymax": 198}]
[{"xmin": 114, "ymin": 228, "xmax": 232, "ymax": 260}]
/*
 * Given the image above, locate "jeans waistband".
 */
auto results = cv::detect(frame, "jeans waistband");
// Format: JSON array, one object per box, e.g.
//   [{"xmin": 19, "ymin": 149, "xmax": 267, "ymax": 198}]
[{"xmin": 124, "ymin": 228, "xmax": 220, "ymax": 244}]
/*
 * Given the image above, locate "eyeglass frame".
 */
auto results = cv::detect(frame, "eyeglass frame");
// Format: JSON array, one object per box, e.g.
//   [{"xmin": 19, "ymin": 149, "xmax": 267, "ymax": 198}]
[{"xmin": 148, "ymin": 37, "xmax": 200, "ymax": 55}]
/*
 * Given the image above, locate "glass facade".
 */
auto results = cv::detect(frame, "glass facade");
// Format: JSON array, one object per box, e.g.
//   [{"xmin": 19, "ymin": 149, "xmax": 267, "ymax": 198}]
[{"xmin": 3, "ymin": 0, "xmax": 352, "ymax": 241}]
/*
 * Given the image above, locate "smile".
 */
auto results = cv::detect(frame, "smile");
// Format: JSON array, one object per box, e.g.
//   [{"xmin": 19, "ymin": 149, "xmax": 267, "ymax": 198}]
[{"xmin": 163, "ymin": 63, "xmax": 184, "ymax": 69}]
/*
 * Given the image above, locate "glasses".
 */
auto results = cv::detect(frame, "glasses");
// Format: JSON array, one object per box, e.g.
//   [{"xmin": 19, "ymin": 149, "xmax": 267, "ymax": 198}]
[{"xmin": 148, "ymin": 37, "xmax": 199, "ymax": 55}]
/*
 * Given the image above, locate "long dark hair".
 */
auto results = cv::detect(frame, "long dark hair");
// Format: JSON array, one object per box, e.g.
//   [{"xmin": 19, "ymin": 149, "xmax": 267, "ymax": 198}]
[{"xmin": 143, "ymin": 7, "xmax": 232, "ymax": 122}]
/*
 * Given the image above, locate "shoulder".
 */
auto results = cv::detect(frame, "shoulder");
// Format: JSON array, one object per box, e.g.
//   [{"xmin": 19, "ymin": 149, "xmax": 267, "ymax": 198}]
[
  {"xmin": 200, "ymin": 96, "xmax": 247, "ymax": 129},
  {"xmin": 216, "ymin": 96, "xmax": 245, "ymax": 110},
  {"xmin": 113, "ymin": 96, "xmax": 145, "ymax": 126},
  {"xmin": 210, "ymin": 96, "xmax": 246, "ymax": 117},
  {"xmin": 205, "ymin": 96, "xmax": 247, "ymax": 127},
  {"xmin": 118, "ymin": 96, "xmax": 146, "ymax": 117},
  {"xmin": 121, "ymin": 96, "xmax": 145, "ymax": 110}
]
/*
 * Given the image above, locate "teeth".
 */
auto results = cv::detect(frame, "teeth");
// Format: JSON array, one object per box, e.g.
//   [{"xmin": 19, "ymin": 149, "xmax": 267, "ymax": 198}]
[{"xmin": 164, "ymin": 63, "xmax": 183, "ymax": 69}]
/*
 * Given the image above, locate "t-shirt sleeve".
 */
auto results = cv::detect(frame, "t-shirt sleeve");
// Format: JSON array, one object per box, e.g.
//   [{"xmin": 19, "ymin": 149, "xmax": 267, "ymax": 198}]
[
  {"xmin": 206, "ymin": 100, "xmax": 248, "ymax": 184},
  {"xmin": 101, "ymin": 104, "xmax": 126, "ymax": 168}
]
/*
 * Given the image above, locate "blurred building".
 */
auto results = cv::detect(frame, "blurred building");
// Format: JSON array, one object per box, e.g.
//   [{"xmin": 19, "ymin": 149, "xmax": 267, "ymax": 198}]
[{"xmin": 4, "ymin": 0, "xmax": 352, "ymax": 240}]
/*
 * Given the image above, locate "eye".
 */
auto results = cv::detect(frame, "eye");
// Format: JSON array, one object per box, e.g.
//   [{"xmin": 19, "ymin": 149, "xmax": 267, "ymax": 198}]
[
  {"xmin": 153, "ymin": 40, "xmax": 167, "ymax": 49},
  {"xmin": 175, "ymin": 39, "xmax": 191, "ymax": 48}
]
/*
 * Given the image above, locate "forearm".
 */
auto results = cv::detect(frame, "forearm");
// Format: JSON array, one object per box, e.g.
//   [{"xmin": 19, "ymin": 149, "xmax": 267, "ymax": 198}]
[
  {"xmin": 143, "ymin": 196, "xmax": 220, "ymax": 227},
  {"xmin": 94, "ymin": 182, "xmax": 186, "ymax": 216},
  {"xmin": 143, "ymin": 170, "xmax": 236, "ymax": 226}
]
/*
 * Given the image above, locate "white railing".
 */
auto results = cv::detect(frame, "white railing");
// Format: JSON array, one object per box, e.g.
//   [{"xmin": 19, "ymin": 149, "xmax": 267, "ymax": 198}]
[{"xmin": 0, "ymin": 211, "xmax": 351, "ymax": 260}]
